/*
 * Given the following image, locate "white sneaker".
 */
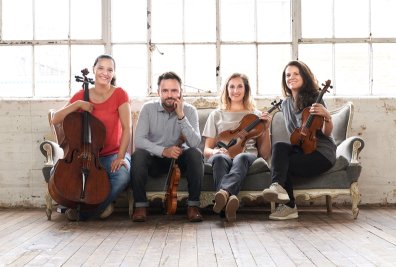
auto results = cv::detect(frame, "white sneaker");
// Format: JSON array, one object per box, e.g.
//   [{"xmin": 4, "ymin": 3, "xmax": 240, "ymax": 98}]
[
  {"xmin": 213, "ymin": 189, "xmax": 229, "ymax": 214},
  {"xmin": 99, "ymin": 203, "xmax": 114, "ymax": 219},
  {"xmin": 269, "ymin": 204, "xmax": 298, "ymax": 220},
  {"xmin": 262, "ymin": 182, "xmax": 290, "ymax": 204},
  {"xmin": 225, "ymin": 195, "xmax": 239, "ymax": 222}
]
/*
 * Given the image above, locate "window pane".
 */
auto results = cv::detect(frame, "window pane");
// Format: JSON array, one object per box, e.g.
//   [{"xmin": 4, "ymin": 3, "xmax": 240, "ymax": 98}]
[
  {"xmin": 257, "ymin": 0, "xmax": 291, "ymax": 42},
  {"xmin": 35, "ymin": 0, "xmax": 69, "ymax": 40},
  {"xmin": 301, "ymin": 0, "xmax": 332, "ymax": 38},
  {"xmin": 185, "ymin": 0, "xmax": 216, "ymax": 42},
  {"xmin": 70, "ymin": 0, "xmax": 102, "ymax": 39},
  {"xmin": 2, "ymin": 0, "xmax": 33, "ymax": 40},
  {"xmin": 258, "ymin": 45, "xmax": 291, "ymax": 95},
  {"xmin": 0, "ymin": 47, "xmax": 32, "ymax": 97},
  {"xmin": 113, "ymin": 45, "xmax": 148, "ymax": 97},
  {"xmin": 335, "ymin": 44, "xmax": 369, "ymax": 95},
  {"xmin": 334, "ymin": 0, "xmax": 369, "ymax": 38},
  {"xmin": 70, "ymin": 45, "xmax": 105, "ymax": 96},
  {"xmin": 151, "ymin": 45, "xmax": 183, "ymax": 94},
  {"xmin": 111, "ymin": 0, "xmax": 147, "ymax": 42},
  {"xmin": 299, "ymin": 44, "xmax": 333, "ymax": 93},
  {"xmin": 221, "ymin": 45, "xmax": 257, "ymax": 94},
  {"xmin": 35, "ymin": 46, "xmax": 69, "ymax": 97},
  {"xmin": 185, "ymin": 45, "xmax": 216, "ymax": 94},
  {"xmin": 221, "ymin": 0, "xmax": 255, "ymax": 42},
  {"xmin": 151, "ymin": 0, "xmax": 183, "ymax": 43},
  {"xmin": 371, "ymin": 0, "xmax": 396, "ymax": 38},
  {"xmin": 372, "ymin": 44, "xmax": 396, "ymax": 96}
]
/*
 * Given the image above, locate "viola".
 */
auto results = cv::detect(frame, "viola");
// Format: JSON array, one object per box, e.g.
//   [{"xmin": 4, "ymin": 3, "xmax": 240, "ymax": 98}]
[
  {"xmin": 164, "ymin": 137, "xmax": 184, "ymax": 215},
  {"xmin": 48, "ymin": 69, "xmax": 111, "ymax": 212},
  {"xmin": 290, "ymin": 80, "xmax": 332, "ymax": 154},
  {"xmin": 216, "ymin": 99, "xmax": 282, "ymax": 159}
]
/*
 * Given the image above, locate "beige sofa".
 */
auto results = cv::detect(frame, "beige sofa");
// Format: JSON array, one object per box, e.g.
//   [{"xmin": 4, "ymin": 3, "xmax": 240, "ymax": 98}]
[{"xmin": 40, "ymin": 100, "xmax": 364, "ymax": 219}]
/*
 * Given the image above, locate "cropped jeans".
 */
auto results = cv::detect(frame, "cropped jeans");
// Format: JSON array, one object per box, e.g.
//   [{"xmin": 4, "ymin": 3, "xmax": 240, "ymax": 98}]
[
  {"xmin": 79, "ymin": 153, "xmax": 131, "ymax": 220},
  {"xmin": 208, "ymin": 152, "xmax": 257, "ymax": 196}
]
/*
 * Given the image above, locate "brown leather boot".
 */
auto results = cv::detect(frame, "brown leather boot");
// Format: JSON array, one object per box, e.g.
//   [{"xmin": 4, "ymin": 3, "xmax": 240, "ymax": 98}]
[
  {"xmin": 132, "ymin": 207, "xmax": 147, "ymax": 222},
  {"xmin": 187, "ymin": 206, "xmax": 203, "ymax": 222}
]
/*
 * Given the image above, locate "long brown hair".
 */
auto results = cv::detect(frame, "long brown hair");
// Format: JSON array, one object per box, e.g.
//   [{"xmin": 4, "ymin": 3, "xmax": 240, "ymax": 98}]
[
  {"xmin": 220, "ymin": 73, "xmax": 255, "ymax": 111},
  {"xmin": 281, "ymin": 60, "xmax": 319, "ymax": 111}
]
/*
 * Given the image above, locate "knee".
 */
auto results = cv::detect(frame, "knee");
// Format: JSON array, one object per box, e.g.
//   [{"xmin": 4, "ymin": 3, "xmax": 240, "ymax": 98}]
[
  {"xmin": 272, "ymin": 142, "xmax": 290, "ymax": 153},
  {"xmin": 210, "ymin": 154, "xmax": 230, "ymax": 166},
  {"xmin": 132, "ymin": 149, "xmax": 150, "ymax": 165},
  {"xmin": 184, "ymin": 147, "xmax": 203, "ymax": 163},
  {"xmin": 233, "ymin": 153, "xmax": 250, "ymax": 163}
]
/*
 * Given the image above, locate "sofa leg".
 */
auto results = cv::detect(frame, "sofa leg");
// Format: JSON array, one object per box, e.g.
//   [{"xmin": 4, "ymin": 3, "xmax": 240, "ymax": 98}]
[
  {"xmin": 351, "ymin": 182, "xmax": 360, "ymax": 219},
  {"xmin": 45, "ymin": 186, "xmax": 52, "ymax": 220},
  {"xmin": 326, "ymin": 195, "xmax": 332, "ymax": 214},
  {"xmin": 127, "ymin": 187, "xmax": 134, "ymax": 219},
  {"xmin": 270, "ymin": 202, "xmax": 276, "ymax": 213}
]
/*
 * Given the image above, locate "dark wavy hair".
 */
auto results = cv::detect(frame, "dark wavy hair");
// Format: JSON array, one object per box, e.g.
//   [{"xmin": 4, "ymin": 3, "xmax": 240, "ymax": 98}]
[
  {"xmin": 220, "ymin": 73, "xmax": 255, "ymax": 111},
  {"xmin": 157, "ymin": 71, "xmax": 182, "ymax": 87},
  {"xmin": 93, "ymin": 54, "xmax": 116, "ymax": 86},
  {"xmin": 281, "ymin": 60, "xmax": 319, "ymax": 111}
]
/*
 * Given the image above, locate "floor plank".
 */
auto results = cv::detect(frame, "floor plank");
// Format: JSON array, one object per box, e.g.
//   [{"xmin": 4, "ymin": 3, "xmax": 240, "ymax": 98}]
[{"xmin": 1, "ymin": 206, "xmax": 396, "ymax": 266}]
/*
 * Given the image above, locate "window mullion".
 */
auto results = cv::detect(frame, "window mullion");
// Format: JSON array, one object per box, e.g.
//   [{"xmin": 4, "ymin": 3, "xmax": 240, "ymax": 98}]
[
  {"xmin": 147, "ymin": 0, "xmax": 152, "ymax": 95},
  {"xmin": 216, "ymin": 0, "xmax": 221, "ymax": 93},
  {"xmin": 291, "ymin": 0, "xmax": 300, "ymax": 60},
  {"xmin": 103, "ymin": 0, "xmax": 111, "ymax": 54}
]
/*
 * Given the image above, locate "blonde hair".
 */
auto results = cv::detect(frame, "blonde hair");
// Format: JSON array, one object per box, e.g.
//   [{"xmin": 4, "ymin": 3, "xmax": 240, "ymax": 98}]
[{"xmin": 220, "ymin": 73, "xmax": 255, "ymax": 111}]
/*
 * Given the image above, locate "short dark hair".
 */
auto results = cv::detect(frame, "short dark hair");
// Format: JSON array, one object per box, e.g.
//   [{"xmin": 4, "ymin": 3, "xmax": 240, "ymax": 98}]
[
  {"xmin": 93, "ymin": 54, "xmax": 116, "ymax": 86},
  {"xmin": 157, "ymin": 71, "xmax": 182, "ymax": 87}
]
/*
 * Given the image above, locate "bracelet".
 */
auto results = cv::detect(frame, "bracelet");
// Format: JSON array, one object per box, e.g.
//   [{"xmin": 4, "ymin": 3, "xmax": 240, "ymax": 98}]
[{"xmin": 178, "ymin": 115, "xmax": 185, "ymax": 120}]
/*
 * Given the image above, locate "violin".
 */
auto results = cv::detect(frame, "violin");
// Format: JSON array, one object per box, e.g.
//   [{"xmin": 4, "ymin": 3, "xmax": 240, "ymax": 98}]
[
  {"xmin": 290, "ymin": 80, "xmax": 332, "ymax": 154},
  {"xmin": 48, "ymin": 69, "xmax": 111, "ymax": 212},
  {"xmin": 216, "ymin": 99, "xmax": 283, "ymax": 158},
  {"xmin": 164, "ymin": 137, "xmax": 184, "ymax": 215}
]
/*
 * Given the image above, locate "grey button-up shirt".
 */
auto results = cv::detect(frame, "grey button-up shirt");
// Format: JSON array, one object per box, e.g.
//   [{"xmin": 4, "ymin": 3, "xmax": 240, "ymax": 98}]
[{"xmin": 134, "ymin": 100, "xmax": 201, "ymax": 157}]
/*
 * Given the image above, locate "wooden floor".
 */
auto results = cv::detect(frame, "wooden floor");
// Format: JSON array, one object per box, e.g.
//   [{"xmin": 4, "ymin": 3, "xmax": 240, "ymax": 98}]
[{"xmin": 1, "ymin": 206, "xmax": 396, "ymax": 267}]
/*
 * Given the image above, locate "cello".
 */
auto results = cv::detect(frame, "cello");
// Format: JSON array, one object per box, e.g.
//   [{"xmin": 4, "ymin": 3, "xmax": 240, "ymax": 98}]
[
  {"xmin": 216, "ymin": 99, "xmax": 282, "ymax": 158},
  {"xmin": 48, "ymin": 69, "xmax": 111, "ymax": 212},
  {"xmin": 290, "ymin": 80, "xmax": 332, "ymax": 154}
]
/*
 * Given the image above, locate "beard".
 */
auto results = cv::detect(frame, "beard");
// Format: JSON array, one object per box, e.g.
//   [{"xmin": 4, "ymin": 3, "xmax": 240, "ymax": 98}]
[{"xmin": 161, "ymin": 97, "xmax": 176, "ymax": 109}]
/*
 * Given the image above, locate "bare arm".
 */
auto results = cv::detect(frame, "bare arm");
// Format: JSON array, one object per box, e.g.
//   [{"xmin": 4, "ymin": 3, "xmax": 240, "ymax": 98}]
[
  {"xmin": 256, "ymin": 111, "xmax": 272, "ymax": 161},
  {"xmin": 111, "ymin": 102, "xmax": 132, "ymax": 172},
  {"xmin": 256, "ymin": 129, "xmax": 271, "ymax": 161},
  {"xmin": 51, "ymin": 100, "xmax": 93, "ymax": 125},
  {"xmin": 204, "ymin": 137, "xmax": 228, "ymax": 159}
]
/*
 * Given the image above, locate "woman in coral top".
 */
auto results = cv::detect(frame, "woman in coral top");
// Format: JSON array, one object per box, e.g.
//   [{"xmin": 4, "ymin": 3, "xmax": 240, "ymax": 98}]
[{"xmin": 52, "ymin": 54, "xmax": 131, "ymax": 221}]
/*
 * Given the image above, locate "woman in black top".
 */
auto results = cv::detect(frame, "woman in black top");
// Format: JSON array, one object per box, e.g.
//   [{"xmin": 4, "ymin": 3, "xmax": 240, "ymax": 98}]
[{"xmin": 262, "ymin": 60, "xmax": 336, "ymax": 220}]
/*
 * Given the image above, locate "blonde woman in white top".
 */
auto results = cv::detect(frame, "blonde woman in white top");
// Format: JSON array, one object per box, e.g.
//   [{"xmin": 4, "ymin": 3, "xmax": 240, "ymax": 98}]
[{"xmin": 202, "ymin": 73, "xmax": 272, "ymax": 222}]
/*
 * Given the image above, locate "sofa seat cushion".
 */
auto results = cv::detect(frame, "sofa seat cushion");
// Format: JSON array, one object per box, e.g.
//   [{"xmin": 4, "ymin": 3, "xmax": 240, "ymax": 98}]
[
  {"xmin": 322, "ymin": 155, "xmax": 349, "ymax": 174},
  {"xmin": 204, "ymin": 157, "xmax": 270, "ymax": 175}
]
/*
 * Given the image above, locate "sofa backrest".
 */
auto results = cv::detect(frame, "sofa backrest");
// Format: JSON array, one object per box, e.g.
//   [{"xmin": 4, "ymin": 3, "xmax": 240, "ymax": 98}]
[{"xmin": 130, "ymin": 101, "xmax": 354, "ymax": 154}]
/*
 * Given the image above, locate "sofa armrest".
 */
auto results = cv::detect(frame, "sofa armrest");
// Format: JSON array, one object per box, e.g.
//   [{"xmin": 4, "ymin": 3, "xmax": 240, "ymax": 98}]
[
  {"xmin": 336, "ymin": 136, "xmax": 365, "ymax": 165},
  {"xmin": 39, "ymin": 140, "xmax": 64, "ymax": 167}
]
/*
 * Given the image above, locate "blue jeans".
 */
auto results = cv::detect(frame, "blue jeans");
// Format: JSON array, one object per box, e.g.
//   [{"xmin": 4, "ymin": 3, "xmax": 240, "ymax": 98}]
[
  {"xmin": 208, "ymin": 153, "xmax": 257, "ymax": 196},
  {"xmin": 80, "ymin": 153, "xmax": 131, "ymax": 219}
]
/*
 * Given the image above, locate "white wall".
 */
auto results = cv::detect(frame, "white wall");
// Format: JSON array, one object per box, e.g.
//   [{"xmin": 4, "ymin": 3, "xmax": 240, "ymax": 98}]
[{"xmin": 0, "ymin": 97, "xmax": 394, "ymax": 207}]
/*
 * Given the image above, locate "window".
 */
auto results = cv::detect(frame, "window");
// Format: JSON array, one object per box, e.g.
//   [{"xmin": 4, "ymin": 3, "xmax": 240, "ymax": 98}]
[{"xmin": 0, "ymin": 0, "xmax": 395, "ymax": 97}]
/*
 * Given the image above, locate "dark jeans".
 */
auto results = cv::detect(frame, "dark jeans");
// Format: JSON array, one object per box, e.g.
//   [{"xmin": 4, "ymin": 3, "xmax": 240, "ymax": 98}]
[
  {"xmin": 208, "ymin": 153, "xmax": 257, "ymax": 196},
  {"xmin": 131, "ymin": 148, "xmax": 203, "ymax": 207},
  {"xmin": 271, "ymin": 142, "xmax": 333, "ymax": 207}
]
